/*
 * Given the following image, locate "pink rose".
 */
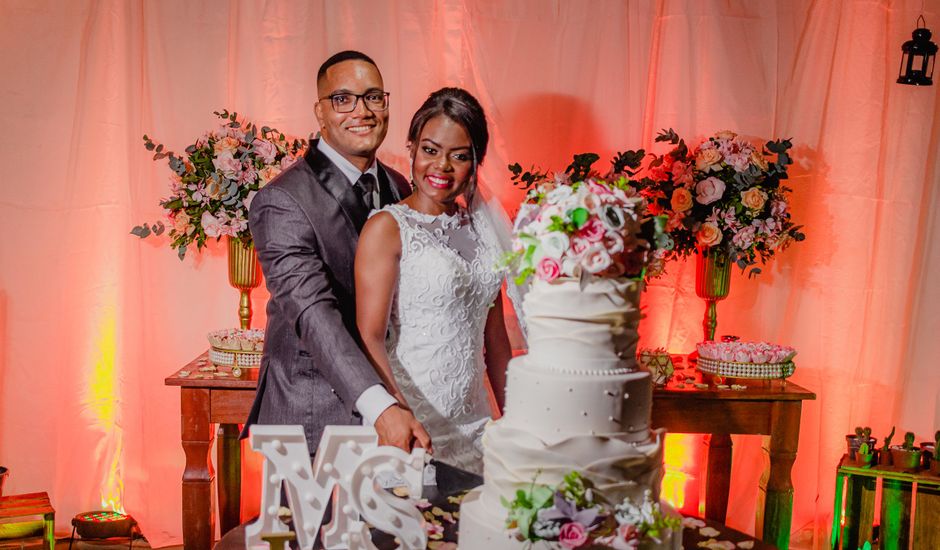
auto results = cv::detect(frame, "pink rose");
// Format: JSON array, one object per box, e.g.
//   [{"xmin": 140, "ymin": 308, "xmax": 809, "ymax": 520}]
[
  {"xmin": 536, "ymin": 257, "xmax": 562, "ymax": 282},
  {"xmin": 770, "ymin": 199, "xmax": 788, "ymax": 217},
  {"xmin": 578, "ymin": 218, "xmax": 606, "ymax": 242},
  {"xmin": 696, "ymin": 222, "xmax": 723, "ymax": 248},
  {"xmin": 253, "ymin": 138, "xmax": 278, "ymax": 164},
  {"xmin": 670, "ymin": 187, "xmax": 693, "ymax": 212},
  {"xmin": 570, "ymin": 237, "xmax": 590, "ymax": 257},
  {"xmin": 695, "ymin": 177, "xmax": 726, "ymax": 205},
  {"xmin": 280, "ymin": 155, "xmax": 298, "ymax": 170},
  {"xmin": 212, "ymin": 151, "xmax": 241, "ymax": 178},
  {"xmin": 558, "ymin": 522, "xmax": 589, "ymax": 548},
  {"xmin": 201, "ymin": 211, "xmax": 223, "ymax": 238}
]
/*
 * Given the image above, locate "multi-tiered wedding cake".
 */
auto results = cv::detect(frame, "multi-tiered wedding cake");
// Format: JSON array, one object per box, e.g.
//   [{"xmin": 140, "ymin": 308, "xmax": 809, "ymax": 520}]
[{"xmin": 458, "ymin": 169, "xmax": 680, "ymax": 548}]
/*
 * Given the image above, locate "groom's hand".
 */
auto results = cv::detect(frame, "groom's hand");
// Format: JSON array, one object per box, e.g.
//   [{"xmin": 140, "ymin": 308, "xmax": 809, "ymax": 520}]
[{"xmin": 374, "ymin": 404, "xmax": 433, "ymax": 454}]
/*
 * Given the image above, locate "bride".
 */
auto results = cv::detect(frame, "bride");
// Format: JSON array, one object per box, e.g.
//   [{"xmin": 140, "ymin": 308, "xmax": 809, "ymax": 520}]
[{"xmin": 354, "ymin": 87, "xmax": 512, "ymax": 474}]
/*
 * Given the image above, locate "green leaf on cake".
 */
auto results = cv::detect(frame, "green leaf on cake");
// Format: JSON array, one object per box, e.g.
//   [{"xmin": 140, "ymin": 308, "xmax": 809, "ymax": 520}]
[{"xmin": 570, "ymin": 207, "xmax": 589, "ymax": 228}]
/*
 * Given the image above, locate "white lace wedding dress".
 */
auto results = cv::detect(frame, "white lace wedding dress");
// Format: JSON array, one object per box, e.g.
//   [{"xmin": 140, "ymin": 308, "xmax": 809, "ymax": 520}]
[{"xmin": 378, "ymin": 203, "xmax": 504, "ymax": 475}]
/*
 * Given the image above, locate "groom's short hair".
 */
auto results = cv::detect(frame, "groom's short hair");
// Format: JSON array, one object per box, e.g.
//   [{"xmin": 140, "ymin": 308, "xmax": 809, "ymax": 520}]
[{"xmin": 317, "ymin": 50, "xmax": 379, "ymax": 85}]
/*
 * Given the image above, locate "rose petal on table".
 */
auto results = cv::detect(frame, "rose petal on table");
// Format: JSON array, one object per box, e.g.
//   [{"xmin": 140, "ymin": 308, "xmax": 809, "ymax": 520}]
[
  {"xmin": 682, "ymin": 517, "xmax": 706, "ymax": 528},
  {"xmin": 414, "ymin": 498, "xmax": 431, "ymax": 509},
  {"xmin": 737, "ymin": 542, "xmax": 755, "ymax": 549},
  {"xmin": 699, "ymin": 526, "xmax": 721, "ymax": 537}
]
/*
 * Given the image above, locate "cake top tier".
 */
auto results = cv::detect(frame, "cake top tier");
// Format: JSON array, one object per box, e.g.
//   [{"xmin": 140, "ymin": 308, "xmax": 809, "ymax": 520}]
[{"xmin": 524, "ymin": 277, "xmax": 641, "ymax": 373}]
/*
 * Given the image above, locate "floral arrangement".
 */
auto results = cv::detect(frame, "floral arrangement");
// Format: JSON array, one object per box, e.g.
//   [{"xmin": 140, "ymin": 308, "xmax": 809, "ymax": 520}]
[
  {"xmin": 696, "ymin": 340, "xmax": 796, "ymax": 364},
  {"xmin": 506, "ymin": 154, "xmax": 671, "ymax": 284},
  {"xmin": 131, "ymin": 109, "xmax": 306, "ymax": 259},
  {"xmin": 502, "ymin": 471, "xmax": 680, "ymax": 548},
  {"xmin": 630, "ymin": 129, "xmax": 805, "ymax": 277}
]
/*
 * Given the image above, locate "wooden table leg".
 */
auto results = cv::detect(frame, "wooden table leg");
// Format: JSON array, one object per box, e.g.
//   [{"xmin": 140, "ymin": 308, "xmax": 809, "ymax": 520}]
[
  {"xmin": 218, "ymin": 423, "xmax": 242, "ymax": 536},
  {"xmin": 43, "ymin": 511, "xmax": 54, "ymax": 550},
  {"xmin": 705, "ymin": 433, "xmax": 732, "ymax": 523},
  {"xmin": 757, "ymin": 401, "xmax": 801, "ymax": 550},
  {"xmin": 181, "ymin": 387, "xmax": 215, "ymax": 550}
]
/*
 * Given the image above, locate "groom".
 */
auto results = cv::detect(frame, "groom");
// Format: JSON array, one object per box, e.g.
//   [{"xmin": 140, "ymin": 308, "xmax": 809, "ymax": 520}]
[{"xmin": 243, "ymin": 50, "xmax": 431, "ymax": 454}]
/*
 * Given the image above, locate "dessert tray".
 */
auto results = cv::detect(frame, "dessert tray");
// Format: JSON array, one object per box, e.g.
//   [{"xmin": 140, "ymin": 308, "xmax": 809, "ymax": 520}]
[
  {"xmin": 207, "ymin": 328, "xmax": 264, "ymax": 376},
  {"xmin": 695, "ymin": 340, "xmax": 796, "ymax": 380}
]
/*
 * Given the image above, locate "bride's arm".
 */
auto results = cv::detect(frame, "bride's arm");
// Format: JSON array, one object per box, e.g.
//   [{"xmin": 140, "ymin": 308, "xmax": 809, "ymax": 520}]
[
  {"xmin": 355, "ymin": 212, "xmax": 410, "ymax": 409},
  {"xmin": 483, "ymin": 290, "xmax": 512, "ymax": 415}
]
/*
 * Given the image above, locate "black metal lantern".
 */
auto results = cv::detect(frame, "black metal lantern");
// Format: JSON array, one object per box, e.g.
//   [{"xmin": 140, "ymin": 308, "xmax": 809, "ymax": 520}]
[{"xmin": 898, "ymin": 16, "xmax": 937, "ymax": 86}]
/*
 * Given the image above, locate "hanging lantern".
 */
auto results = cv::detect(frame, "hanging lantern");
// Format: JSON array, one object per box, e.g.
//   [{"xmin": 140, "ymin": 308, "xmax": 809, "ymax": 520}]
[{"xmin": 897, "ymin": 16, "xmax": 937, "ymax": 86}]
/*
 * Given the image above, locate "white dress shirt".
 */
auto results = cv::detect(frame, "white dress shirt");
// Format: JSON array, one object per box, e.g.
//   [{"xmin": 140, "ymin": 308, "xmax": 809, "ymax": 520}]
[{"xmin": 315, "ymin": 138, "xmax": 397, "ymax": 425}]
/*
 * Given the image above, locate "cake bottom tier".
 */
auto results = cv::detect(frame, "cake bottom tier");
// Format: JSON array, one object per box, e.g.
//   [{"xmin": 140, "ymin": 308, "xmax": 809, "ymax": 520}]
[
  {"xmin": 458, "ymin": 488, "xmax": 682, "ymax": 549},
  {"xmin": 478, "ymin": 423, "xmax": 665, "ymax": 514}
]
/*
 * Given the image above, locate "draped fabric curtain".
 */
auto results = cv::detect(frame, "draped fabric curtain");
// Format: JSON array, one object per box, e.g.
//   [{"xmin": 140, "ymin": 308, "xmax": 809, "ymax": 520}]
[{"xmin": 1, "ymin": 0, "xmax": 937, "ymax": 547}]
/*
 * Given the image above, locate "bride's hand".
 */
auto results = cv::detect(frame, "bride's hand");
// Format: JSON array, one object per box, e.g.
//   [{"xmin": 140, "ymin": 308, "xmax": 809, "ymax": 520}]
[{"xmin": 374, "ymin": 403, "xmax": 433, "ymax": 454}]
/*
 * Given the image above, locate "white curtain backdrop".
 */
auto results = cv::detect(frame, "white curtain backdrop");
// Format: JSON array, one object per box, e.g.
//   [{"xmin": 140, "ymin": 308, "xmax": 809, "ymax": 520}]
[{"xmin": 1, "ymin": 1, "xmax": 938, "ymax": 547}]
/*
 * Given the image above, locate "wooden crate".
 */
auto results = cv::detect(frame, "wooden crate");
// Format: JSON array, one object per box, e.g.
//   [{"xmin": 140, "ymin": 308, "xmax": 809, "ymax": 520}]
[
  {"xmin": 0, "ymin": 492, "xmax": 55, "ymax": 550},
  {"xmin": 830, "ymin": 456, "xmax": 940, "ymax": 549}
]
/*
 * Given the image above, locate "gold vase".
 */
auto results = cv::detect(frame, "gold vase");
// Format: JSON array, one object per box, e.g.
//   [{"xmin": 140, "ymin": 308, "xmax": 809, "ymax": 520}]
[
  {"xmin": 695, "ymin": 250, "xmax": 731, "ymax": 341},
  {"xmin": 227, "ymin": 236, "xmax": 262, "ymax": 329}
]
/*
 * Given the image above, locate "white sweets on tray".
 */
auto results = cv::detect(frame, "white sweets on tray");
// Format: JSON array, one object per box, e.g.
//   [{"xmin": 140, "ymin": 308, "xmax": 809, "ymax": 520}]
[
  {"xmin": 207, "ymin": 328, "xmax": 265, "ymax": 375},
  {"xmin": 696, "ymin": 340, "xmax": 797, "ymax": 379}
]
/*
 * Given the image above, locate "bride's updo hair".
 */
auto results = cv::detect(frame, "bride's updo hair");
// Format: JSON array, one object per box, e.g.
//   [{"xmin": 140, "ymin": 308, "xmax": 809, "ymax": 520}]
[{"xmin": 407, "ymin": 87, "xmax": 489, "ymax": 206}]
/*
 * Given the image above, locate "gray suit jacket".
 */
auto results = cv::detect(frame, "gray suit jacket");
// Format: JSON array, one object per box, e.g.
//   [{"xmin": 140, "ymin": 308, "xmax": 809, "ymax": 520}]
[{"xmin": 242, "ymin": 139, "xmax": 411, "ymax": 448}]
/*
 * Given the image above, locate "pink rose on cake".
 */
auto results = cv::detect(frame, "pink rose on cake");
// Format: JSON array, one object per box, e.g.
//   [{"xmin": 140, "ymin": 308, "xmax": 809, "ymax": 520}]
[
  {"xmin": 578, "ymin": 218, "xmax": 606, "ymax": 243},
  {"xmin": 536, "ymin": 257, "xmax": 562, "ymax": 282},
  {"xmin": 583, "ymin": 245, "xmax": 614, "ymax": 274},
  {"xmin": 558, "ymin": 522, "xmax": 589, "ymax": 548}
]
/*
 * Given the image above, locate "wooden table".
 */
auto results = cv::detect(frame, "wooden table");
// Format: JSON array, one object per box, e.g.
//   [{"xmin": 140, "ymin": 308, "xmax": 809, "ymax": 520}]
[
  {"xmin": 653, "ymin": 364, "xmax": 816, "ymax": 550},
  {"xmin": 167, "ymin": 353, "xmax": 814, "ymax": 550}
]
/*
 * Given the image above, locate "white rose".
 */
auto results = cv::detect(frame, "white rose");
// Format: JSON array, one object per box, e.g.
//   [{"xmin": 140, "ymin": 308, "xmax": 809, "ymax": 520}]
[
  {"xmin": 546, "ymin": 185, "xmax": 574, "ymax": 204},
  {"xmin": 513, "ymin": 203, "xmax": 541, "ymax": 232},
  {"xmin": 582, "ymin": 245, "xmax": 613, "ymax": 274},
  {"xmin": 539, "ymin": 231, "xmax": 570, "ymax": 259}
]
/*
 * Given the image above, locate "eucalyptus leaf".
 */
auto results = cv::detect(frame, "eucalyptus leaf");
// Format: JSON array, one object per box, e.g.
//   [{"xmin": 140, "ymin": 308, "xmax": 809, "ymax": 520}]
[
  {"xmin": 152, "ymin": 221, "xmax": 165, "ymax": 235},
  {"xmin": 130, "ymin": 225, "xmax": 151, "ymax": 238},
  {"xmin": 177, "ymin": 244, "xmax": 187, "ymax": 261}
]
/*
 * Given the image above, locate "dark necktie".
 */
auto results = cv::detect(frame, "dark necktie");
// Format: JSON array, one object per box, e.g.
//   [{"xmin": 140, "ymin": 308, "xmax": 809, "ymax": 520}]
[{"xmin": 355, "ymin": 173, "xmax": 377, "ymax": 210}]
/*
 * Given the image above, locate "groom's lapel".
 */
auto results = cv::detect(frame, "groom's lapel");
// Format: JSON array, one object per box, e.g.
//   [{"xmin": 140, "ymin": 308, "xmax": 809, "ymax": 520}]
[{"xmin": 305, "ymin": 139, "xmax": 370, "ymax": 231}]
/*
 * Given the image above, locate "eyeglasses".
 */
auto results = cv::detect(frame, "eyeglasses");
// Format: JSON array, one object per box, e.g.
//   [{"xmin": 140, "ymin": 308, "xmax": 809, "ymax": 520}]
[{"xmin": 319, "ymin": 91, "xmax": 390, "ymax": 113}]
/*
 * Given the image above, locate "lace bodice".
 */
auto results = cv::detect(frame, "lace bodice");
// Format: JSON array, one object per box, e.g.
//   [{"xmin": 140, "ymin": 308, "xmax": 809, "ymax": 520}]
[{"xmin": 378, "ymin": 203, "xmax": 504, "ymax": 474}]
